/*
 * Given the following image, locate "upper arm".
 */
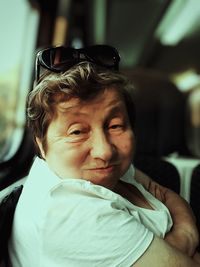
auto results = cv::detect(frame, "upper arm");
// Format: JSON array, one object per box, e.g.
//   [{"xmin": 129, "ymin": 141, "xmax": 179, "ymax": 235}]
[
  {"xmin": 42, "ymin": 183, "xmax": 155, "ymax": 266},
  {"xmin": 132, "ymin": 236, "xmax": 199, "ymax": 267}
]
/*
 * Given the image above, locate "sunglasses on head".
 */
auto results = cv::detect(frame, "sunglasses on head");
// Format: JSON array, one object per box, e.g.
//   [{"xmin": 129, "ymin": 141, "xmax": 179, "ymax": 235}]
[{"xmin": 35, "ymin": 45, "xmax": 120, "ymax": 82}]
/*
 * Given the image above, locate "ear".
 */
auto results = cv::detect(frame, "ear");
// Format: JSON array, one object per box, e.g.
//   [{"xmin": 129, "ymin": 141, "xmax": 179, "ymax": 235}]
[{"xmin": 35, "ymin": 137, "xmax": 46, "ymax": 159}]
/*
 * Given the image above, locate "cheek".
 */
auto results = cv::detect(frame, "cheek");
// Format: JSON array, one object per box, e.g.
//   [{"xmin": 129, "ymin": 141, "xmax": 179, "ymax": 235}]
[
  {"xmin": 110, "ymin": 131, "xmax": 134, "ymax": 170},
  {"xmin": 119, "ymin": 131, "xmax": 134, "ymax": 156},
  {"xmin": 55, "ymin": 143, "xmax": 89, "ymax": 170},
  {"xmin": 45, "ymin": 143, "xmax": 87, "ymax": 178}
]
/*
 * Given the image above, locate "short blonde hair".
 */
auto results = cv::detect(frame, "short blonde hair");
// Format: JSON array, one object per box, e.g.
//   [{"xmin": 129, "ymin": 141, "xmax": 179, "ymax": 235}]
[{"xmin": 27, "ymin": 62, "xmax": 135, "ymax": 156}]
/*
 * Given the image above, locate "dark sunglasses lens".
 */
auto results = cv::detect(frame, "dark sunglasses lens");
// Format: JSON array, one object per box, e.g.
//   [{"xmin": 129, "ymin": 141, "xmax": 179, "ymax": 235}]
[
  {"xmin": 41, "ymin": 47, "xmax": 75, "ymax": 70},
  {"xmin": 86, "ymin": 45, "xmax": 119, "ymax": 67}
]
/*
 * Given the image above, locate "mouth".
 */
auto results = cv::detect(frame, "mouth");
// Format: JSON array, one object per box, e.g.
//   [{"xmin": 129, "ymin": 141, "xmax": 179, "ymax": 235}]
[
  {"xmin": 83, "ymin": 164, "xmax": 121, "ymax": 187},
  {"xmin": 86, "ymin": 165, "xmax": 118, "ymax": 173}
]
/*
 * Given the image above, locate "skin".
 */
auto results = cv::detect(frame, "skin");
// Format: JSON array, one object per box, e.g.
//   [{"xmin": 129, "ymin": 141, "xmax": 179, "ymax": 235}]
[
  {"xmin": 134, "ymin": 169, "xmax": 200, "ymax": 264},
  {"xmin": 114, "ymin": 169, "xmax": 200, "ymax": 266},
  {"xmin": 36, "ymin": 87, "xmax": 200, "ymax": 266},
  {"xmin": 132, "ymin": 236, "xmax": 200, "ymax": 267}
]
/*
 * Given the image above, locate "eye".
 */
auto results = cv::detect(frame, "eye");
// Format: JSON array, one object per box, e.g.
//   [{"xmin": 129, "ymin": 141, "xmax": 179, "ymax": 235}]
[
  {"xmin": 108, "ymin": 118, "xmax": 126, "ymax": 133},
  {"xmin": 67, "ymin": 124, "xmax": 90, "ymax": 142},
  {"xmin": 109, "ymin": 124, "xmax": 123, "ymax": 130},
  {"xmin": 69, "ymin": 129, "xmax": 82, "ymax": 135}
]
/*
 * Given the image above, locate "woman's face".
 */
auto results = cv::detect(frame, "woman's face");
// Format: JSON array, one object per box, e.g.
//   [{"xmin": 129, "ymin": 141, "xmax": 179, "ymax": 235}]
[{"xmin": 37, "ymin": 88, "xmax": 134, "ymax": 189}]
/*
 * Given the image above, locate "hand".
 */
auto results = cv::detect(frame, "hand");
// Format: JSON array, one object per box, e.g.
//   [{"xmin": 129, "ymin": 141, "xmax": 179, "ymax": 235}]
[
  {"xmin": 148, "ymin": 180, "xmax": 166, "ymax": 202},
  {"xmin": 134, "ymin": 168, "xmax": 199, "ymax": 256},
  {"xmin": 165, "ymin": 225, "xmax": 199, "ymax": 257},
  {"xmin": 193, "ymin": 251, "xmax": 200, "ymax": 264},
  {"xmin": 163, "ymin": 189, "xmax": 199, "ymax": 256}
]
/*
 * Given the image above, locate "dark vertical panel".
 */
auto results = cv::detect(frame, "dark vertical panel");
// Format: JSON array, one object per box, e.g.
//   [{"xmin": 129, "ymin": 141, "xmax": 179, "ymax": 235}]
[{"xmin": 29, "ymin": 0, "xmax": 59, "ymax": 47}]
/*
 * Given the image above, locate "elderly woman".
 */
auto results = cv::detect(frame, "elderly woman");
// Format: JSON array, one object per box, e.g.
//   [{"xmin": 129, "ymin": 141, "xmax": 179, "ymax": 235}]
[{"xmin": 9, "ymin": 45, "xmax": 200, "ymax": 266}]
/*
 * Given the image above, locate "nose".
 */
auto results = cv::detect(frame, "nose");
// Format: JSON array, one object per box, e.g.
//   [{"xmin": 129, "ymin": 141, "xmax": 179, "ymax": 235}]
[{"xmin": 90, "ymin": 129, "xmax": 116, "ymax": 161}]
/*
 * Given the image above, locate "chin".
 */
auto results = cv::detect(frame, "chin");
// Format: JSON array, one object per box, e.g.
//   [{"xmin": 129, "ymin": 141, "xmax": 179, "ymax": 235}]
[{"xmin": 88, "ymin": 174, "xmax": 120, "ymax": 189}]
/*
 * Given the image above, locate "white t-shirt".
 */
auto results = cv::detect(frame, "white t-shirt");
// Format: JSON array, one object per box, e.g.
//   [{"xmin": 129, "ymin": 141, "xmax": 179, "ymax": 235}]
[{"xmin": 9, "ymin": 157, "xmax": 172, "ymax": 267}]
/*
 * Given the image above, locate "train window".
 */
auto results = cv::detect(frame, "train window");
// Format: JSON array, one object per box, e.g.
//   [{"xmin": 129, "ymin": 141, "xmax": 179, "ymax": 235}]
[{"xmin": 0, "ymin": 0, "xmax": 39, "ymax": 162}]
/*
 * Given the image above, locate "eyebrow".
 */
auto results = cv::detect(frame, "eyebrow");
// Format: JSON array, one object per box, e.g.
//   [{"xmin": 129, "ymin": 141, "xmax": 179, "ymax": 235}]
[{"xmin": 107, "ymin": 104, "xmax": 125, "ymax": 115}]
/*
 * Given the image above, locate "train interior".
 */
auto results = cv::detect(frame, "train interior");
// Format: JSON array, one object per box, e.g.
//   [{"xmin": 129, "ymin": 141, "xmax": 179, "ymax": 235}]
[{"xmin": 1, "ymin": 0, "xmax": 200, "ymax": 232}]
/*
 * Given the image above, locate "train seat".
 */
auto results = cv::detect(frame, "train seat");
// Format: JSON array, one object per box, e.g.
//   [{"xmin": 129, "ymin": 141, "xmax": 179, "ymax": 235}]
[
  {"xmin": 190, "ymin": 164, "xmax": 200, "ymax": 251},
  {"xmin": 122, "ymin": 68, "xmax": 185, "ymax": 194}
]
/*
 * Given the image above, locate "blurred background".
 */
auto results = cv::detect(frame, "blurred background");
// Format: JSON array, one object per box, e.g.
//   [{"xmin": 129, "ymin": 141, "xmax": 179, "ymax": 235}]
[{"xmin": 0, "ymin": 0, "xmax": 200, "ymax": 218}]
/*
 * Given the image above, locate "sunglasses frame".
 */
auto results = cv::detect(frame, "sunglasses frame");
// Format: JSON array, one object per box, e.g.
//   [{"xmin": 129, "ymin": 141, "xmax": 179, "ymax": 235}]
[{"xmin": 35, "ymin": 45, "xmax": 120, "ymax": 82}]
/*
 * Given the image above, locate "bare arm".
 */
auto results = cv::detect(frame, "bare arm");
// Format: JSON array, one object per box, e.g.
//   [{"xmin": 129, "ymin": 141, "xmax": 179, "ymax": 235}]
[
  {"xmin": 132, "ymin": 236, "xmax": 200, "ymax": 267},
  {"xmin": 134, "ymin": 168, "xmax": 199, "ymax": 257}
]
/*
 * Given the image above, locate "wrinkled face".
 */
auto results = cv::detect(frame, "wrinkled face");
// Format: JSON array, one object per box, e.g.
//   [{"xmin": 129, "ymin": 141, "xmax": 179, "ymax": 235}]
[{"xmin": 37, "ymin": 88, "xmax": 134, "ymax": 189}]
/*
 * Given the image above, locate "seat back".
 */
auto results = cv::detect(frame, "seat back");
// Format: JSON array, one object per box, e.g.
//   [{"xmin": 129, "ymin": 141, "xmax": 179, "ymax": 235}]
[
  {"xmin": 134, "ymin": 156, "xmax": 180, "ymax": 194},
  {"xmin": 0, "ymin": 186, "xmax": 23, "ymax": 267},
  {"xmin": 123, "ymin": 68, "xmax": 187, "ymax": 158},
  {"xmin": 190, "ymin": 164, "xmax": 200, "ymax": 250},
  {"xmin": 185, "ymin": 88, "xmax": 200, "ymax": 157}
]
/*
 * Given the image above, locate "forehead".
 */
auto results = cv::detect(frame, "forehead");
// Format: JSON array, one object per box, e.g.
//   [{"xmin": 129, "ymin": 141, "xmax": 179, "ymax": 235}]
[{"xmin": 55, "ymin": 88, "xmax": 126, "ymax": 115}]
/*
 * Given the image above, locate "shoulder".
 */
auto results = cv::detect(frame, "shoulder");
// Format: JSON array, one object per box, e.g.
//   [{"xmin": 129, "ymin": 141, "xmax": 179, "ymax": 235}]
[
  {"xmin": 41, "ymin": 181, "xmax": 154, "ymax": 266},
  {"xmin": 134, "ymin": 168, "xmax": 152, "ymax": 189}
]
